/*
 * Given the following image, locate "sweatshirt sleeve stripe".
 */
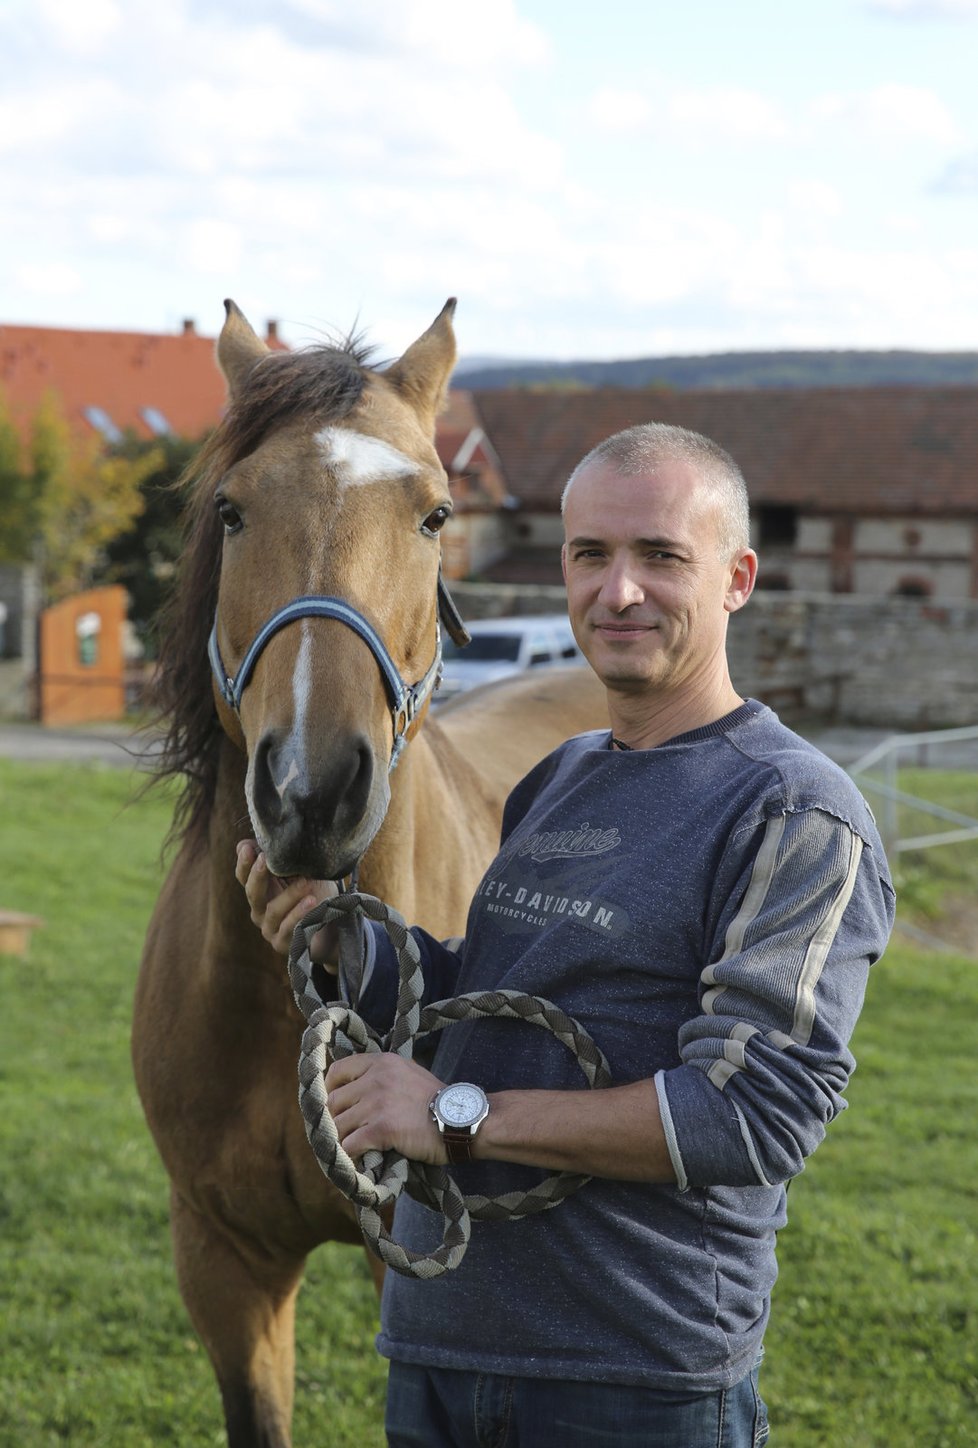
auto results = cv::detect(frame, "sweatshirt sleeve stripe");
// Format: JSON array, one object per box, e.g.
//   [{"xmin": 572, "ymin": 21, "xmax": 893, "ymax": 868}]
[
  {"xmin": 791, "ymin": 830, "xmax": 862, "ymax": 1046},
  {"xmin": 654, "ymin": 1069, "xmax": 689, "ymax": 1191}
]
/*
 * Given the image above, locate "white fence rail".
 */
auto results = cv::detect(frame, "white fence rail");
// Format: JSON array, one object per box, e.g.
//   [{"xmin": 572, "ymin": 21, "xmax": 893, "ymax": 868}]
[
  {"xmin": 849, "ymin": 724, "xmax": 978, "ymax": 859},
  {"xmin": 848, "ymin": 725, "xmax": 978, "ymax": 955}
]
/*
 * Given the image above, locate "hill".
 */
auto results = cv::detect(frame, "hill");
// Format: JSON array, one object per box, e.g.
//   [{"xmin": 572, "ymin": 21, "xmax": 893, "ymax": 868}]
[{"xmin": 453, "ymin": 349, "xmax": 978, "ymax": 391}]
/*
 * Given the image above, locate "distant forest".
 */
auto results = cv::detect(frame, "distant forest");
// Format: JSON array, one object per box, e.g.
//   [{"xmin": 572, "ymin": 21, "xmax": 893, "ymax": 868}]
[{"xmin": 454, "ymin": 350, "xmax": 978, "ymax": 391}]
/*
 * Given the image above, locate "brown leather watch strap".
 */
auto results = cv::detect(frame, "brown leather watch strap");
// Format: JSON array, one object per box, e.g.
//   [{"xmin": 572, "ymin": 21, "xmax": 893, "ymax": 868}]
[{"xmin": 442, "ymin": 1127, "xmax": 475, "ymax": 1164}]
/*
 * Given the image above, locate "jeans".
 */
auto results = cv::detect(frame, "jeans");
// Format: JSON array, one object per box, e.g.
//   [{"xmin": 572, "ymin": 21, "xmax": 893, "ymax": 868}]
[{"xmin": 385, "ymin": 1359, "xmax": 770, "ymax": 1448}]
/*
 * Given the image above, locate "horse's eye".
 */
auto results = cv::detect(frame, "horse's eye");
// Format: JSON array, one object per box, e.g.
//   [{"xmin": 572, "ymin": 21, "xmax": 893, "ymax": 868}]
[
  {"xmin": 216, "ymin": 496, "xmax": 243, "ymax": 535},
  {"xmin": 421, "ymin": 505, "xmax": 451, "ymax": 538}
]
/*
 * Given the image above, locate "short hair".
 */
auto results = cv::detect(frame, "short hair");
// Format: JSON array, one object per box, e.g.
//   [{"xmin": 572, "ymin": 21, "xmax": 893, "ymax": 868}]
[{"xmin": 561, "ymin": 423, "xmax": 750, "ymax": 557}]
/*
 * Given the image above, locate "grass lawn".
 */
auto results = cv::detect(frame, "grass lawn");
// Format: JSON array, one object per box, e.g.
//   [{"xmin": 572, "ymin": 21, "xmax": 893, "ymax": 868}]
[{"xmin": 1, "ymin": 759, "xmax": 975, "ymax": 1446}]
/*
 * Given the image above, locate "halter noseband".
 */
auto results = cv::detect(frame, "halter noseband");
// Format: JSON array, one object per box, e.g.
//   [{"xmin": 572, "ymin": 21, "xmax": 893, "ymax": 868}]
[{"xmin": 207, "ymin": 575, "xmax": 468, "ymax": 771}]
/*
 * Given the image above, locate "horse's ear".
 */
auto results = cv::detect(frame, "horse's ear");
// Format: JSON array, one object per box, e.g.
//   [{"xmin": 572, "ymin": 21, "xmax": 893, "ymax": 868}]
[
  {"xmin": 217, "ymin": 299, "xmax": 270, "ymax": 398},
  {"xmin": 385, "ymin": 298, "xmax": 457, "ymax": 429}
]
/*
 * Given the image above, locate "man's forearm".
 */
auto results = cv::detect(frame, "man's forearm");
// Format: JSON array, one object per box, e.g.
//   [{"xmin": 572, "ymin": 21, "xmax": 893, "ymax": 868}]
[{"xmin": 475, "ymin": 1080, "xmax": 677, "ymax": 1183}]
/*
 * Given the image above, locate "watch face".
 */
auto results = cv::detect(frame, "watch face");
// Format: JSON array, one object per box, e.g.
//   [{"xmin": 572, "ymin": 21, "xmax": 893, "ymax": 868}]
[{"xmin": 439, "ymin": 1084, "xmax": 485, "ymax": 1127}]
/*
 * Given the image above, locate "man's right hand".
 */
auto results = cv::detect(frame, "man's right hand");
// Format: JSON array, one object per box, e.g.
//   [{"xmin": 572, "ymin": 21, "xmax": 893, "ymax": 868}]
[{"xmin": 235, "ymin": 839, "xmax": 340, "ymax": 963}]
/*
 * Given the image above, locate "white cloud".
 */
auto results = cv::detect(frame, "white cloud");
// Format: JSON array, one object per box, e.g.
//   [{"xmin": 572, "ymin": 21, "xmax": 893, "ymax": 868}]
[
  {"xmin": 35, "ymin": 0, "xmax": 123, "ymax": 55},
  {"xmin": 275, "ymin": 0, "xmax": 551, "ymax": 66},
  {"xmin": 16, "ymin": 262, "xmax": 82, "ymax": 296},
  {"xmin": 667, "ymin": 87, "xmax": 788, "ymax": 143},
  {"xmin": 934, "ymin": 150, "xmax": 978, "ymax": 191},
  {"xmin": 0, "ymin": 0, "xmax": 976, "ymax": 356},
  {"xmin": 180, "ymin": 219, "xmax": 244, "ymax": 274},
  {"xmin": 587, "ymin": 88, "xmax": 651, "ymax": 133},
  {"xmin": 788, "ymin": 180, "xmax": 844, "ymax": 219},
  {"xmin": 812, "ymin": 84, "xmax": 960, "ymax": 144},
  {"xmin": 864, "ymin": 0, "xmax": 978, "ymax": 17},
  {"xmin": 585, "ymin": 82, "xmax": 787, "ymax": 145},
  {"xmin": 3, "ymin": 2, "xmax": 559, "ymax": 188}
]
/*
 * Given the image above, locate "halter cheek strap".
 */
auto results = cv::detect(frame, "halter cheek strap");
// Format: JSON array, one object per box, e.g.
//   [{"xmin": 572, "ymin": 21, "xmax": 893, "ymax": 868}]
[{"xmin": 208, "ymin": 581, "xmax": 465, "ymax": 771}]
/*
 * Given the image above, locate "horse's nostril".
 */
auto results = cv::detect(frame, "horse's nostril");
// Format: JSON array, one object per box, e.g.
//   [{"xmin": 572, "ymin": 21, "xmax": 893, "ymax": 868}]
[
  {"xmin": 321, "ymin": 734, "xmax": 373, "ymax": 830},
  {"xmin": 252, "ymin": 731, "xmax": 287, "ymax": 824},
  {"xmin": 346, "ymin": 738, "xmax": 374, "ymax": 817}
]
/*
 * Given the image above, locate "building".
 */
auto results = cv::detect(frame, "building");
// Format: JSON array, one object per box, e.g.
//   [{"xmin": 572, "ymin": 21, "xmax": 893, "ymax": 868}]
[
  {"xmin": 433, "ymin": 390, "xmax": 517, "ymax": 580},
  {"xmin": 0, "ymin": 317, "xmax": 283, "ymax": 444},
  {"xmin": 4, "ymin": 318, "xmax": 975, "ymax": 600},
  {"xmin": 461, "ymin": 386, "xmax": 978, "ymax": 599}
]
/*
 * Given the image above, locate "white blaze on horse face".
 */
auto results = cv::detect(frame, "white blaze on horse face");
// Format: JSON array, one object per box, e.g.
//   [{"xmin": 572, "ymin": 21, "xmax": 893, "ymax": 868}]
[
  {"xmin": 278, "ymin": 622, "xmax": 315, "ymax": 797},
  {"xmin": 315, "ymin": 425, "xmax": 417, "ymax": 490},
  {"xmin": 245, "ymin": 623, "xmax": 314, "ymax": 826}
]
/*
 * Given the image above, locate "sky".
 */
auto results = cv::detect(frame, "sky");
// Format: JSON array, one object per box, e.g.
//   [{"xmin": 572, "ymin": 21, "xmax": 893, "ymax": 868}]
[{"xmin": 2, "ymin": 0, "xmax": 978, "ymax": 362}]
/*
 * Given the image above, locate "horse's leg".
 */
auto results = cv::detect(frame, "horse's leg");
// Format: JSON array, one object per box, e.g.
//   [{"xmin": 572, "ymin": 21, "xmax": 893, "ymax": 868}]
[{"xmin": 171, "ymin": 1187, "xmax": 304, "ymax": 1448}]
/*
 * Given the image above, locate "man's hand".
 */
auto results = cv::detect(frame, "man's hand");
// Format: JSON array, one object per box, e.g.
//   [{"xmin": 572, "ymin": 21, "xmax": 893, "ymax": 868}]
[
  {"xmin": 235, "ymin": 839, "xmax": 339, "ymax": 961},
  {"xmin": 324, "ymin": 1054, "xmax": 448, "ymax": 1164}
]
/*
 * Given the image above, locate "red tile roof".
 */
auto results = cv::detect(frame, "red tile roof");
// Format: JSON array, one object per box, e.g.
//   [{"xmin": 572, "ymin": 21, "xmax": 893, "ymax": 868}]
[
  {"xmin": 471, "ymin": 387, "xmax": 978, "ymax": 516},
  {"xmin": 0, "ymin": 319, "xmax": 281, "ymax": 443}
]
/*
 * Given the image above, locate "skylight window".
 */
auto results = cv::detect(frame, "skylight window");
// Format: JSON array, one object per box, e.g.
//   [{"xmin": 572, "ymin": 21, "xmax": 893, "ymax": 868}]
[
  {"xmin": 82, "ymin": 406, "xmax": 122, "ymax": 443},
  {"xmin": 140, "ymin": 406, "xmax": 172, "ymax": 436}
]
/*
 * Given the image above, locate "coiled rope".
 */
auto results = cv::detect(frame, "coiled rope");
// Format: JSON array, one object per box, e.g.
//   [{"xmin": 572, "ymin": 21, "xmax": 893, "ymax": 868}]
[{"xmin": 287, "ymin": 890, "xmax": 612, "ymax": 1279}]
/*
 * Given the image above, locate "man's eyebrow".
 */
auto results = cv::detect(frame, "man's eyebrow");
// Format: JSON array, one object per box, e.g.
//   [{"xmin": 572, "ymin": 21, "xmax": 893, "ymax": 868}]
[{"xmin": 566, "ymin": 534, "xmax": 686, "ymax": 551}]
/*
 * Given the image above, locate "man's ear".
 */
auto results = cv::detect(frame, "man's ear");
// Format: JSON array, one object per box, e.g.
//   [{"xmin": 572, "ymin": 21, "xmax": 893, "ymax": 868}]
[
  {"xmin": 724, "ymin": 549, "xmax": 758, "ymax": 614},
  {"xmin": 560, "ymin": 543, "xmax": 569, "ymax": 585}
]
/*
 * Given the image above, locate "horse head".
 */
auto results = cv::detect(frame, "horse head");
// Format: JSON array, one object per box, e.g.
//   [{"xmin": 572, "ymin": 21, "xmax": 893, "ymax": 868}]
[{"xmin": 191, "ymin": 298, "xmax": 464, "ymax": 881}]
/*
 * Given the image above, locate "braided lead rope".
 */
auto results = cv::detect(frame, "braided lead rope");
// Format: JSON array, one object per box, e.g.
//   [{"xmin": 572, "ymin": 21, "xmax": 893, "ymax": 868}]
[{"xmin": 286, "ymin": 890, "xmax": 613, "ymax": 1279}]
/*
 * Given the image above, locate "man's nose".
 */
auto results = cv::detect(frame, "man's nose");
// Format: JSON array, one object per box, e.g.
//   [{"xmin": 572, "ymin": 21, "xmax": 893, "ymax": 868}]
[{"xmin": 597, "ymin": 558, "xmax": 644, "ymax": 610}]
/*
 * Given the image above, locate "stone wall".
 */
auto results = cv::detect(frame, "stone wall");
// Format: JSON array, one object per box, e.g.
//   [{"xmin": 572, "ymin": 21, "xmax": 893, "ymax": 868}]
[{"xmin": 448, "ymin": 584, "xmax": 978, "ymax": 730}]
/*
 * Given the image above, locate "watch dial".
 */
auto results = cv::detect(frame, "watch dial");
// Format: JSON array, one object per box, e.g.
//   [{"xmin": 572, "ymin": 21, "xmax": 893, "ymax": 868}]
[{"xmin": 441, "ymin": 1086, "xmax": 482, "ymax": 1125}]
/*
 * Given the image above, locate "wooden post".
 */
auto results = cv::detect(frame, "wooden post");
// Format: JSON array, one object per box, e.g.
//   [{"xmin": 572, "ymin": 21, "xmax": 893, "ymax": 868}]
[{"xmin": 0, "ymin": 910, "xmax": 44, "ymax": 957}]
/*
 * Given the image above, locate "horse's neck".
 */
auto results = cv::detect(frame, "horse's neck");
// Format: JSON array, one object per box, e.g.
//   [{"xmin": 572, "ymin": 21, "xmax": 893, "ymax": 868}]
[{"xmin": 195, "ymin": 741, "xmax": 297, "ymax": 1002}]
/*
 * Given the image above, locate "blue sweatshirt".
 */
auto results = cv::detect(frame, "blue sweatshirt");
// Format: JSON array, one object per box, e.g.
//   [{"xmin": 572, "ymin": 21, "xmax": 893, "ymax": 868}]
[{"xmin": 357, "ymin": 702, "xmax": 895, "ymax": 1390}]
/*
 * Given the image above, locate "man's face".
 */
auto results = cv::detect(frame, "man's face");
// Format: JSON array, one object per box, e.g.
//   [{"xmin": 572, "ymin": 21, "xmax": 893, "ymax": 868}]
[{"xmin": 561, "ymin": 458, "xmax": 755, "ymax": 696}]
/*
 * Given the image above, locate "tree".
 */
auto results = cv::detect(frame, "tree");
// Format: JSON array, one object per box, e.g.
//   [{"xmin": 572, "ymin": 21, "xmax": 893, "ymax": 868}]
[
  {"xmin": 0, "ymin": 388, "xmax": 38, "ymax": 562},
  {"xmin": 0, "ymin": 389, "xmax": 164, "ymax": 601},
  {"xmin": 101, "ymin": 433, "xmax": 203, "ymax": 654}
]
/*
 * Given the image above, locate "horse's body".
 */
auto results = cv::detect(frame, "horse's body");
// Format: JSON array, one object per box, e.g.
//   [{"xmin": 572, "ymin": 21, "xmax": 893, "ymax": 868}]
[{"xmin": 132, "ymin": 300, "xmax": 607, "ymax": 1448}]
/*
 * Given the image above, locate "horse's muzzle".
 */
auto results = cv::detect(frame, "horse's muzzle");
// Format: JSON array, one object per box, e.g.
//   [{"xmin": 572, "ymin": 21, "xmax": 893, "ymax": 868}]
[{"xmin": 250, "ymin": 725, "xmax": 378, "ymax": 878}]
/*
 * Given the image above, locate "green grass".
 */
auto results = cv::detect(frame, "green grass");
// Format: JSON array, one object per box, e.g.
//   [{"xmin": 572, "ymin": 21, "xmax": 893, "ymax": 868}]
[
  {"xmin": 0, "ymin": 761, "xmax": 385, "ymax": 1447},
  {"xmin": 1, "ymin": 759, "xmax": 975, "ymax": 1445}
]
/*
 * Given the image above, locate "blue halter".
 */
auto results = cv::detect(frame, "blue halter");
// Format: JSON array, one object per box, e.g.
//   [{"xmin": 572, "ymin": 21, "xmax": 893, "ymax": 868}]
[{"xmin": 207, "ymin": 591, "xmax": 448, "ymax": 771}]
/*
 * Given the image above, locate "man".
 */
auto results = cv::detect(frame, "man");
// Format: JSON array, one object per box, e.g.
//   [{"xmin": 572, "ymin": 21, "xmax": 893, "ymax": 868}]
[{"xmin": 238, "ymin": 423, "xmax": 895, "ymax": 1447}]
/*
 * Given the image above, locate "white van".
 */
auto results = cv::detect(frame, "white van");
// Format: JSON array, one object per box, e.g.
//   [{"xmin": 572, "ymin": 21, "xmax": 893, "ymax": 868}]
[{"xmin": 435, "ymin": 615, "xmax": 582, "ymax": 705}]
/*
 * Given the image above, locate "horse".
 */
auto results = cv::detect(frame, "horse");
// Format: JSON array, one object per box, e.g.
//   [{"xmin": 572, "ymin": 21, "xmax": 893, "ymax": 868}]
[{"xmin": 132, "ymin": 297, "xmax": 608, "ymax": 1448}]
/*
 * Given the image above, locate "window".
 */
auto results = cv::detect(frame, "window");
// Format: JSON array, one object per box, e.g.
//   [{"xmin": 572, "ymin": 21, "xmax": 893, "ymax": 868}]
[
  {"xmin": 140, "ymin": 406, "xmax": 172, "ymax": 436},
  {"xmin": 441, "ymin": 633, "xmax": 522, "ymax": 663},
  {"xmin": 757, "ymin": 504, "xmax": 798, "ymax": 548},
  {"xmin": 82, "ymin": 406, "xmax": 122, "ymax": 444},
  {"xmin": 528, "ymin": 631, "xmax": 554, "ymax": 666},
  {"xmin": 893, "ymin": 577, "xmax": 932, "ymax": 599}
]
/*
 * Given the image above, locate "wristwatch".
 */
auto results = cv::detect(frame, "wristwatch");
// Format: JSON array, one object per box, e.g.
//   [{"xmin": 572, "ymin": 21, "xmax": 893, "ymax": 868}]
[{"xmin": 429, "ymin": 1082, "xmax": 490, "ymax": 1164}]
